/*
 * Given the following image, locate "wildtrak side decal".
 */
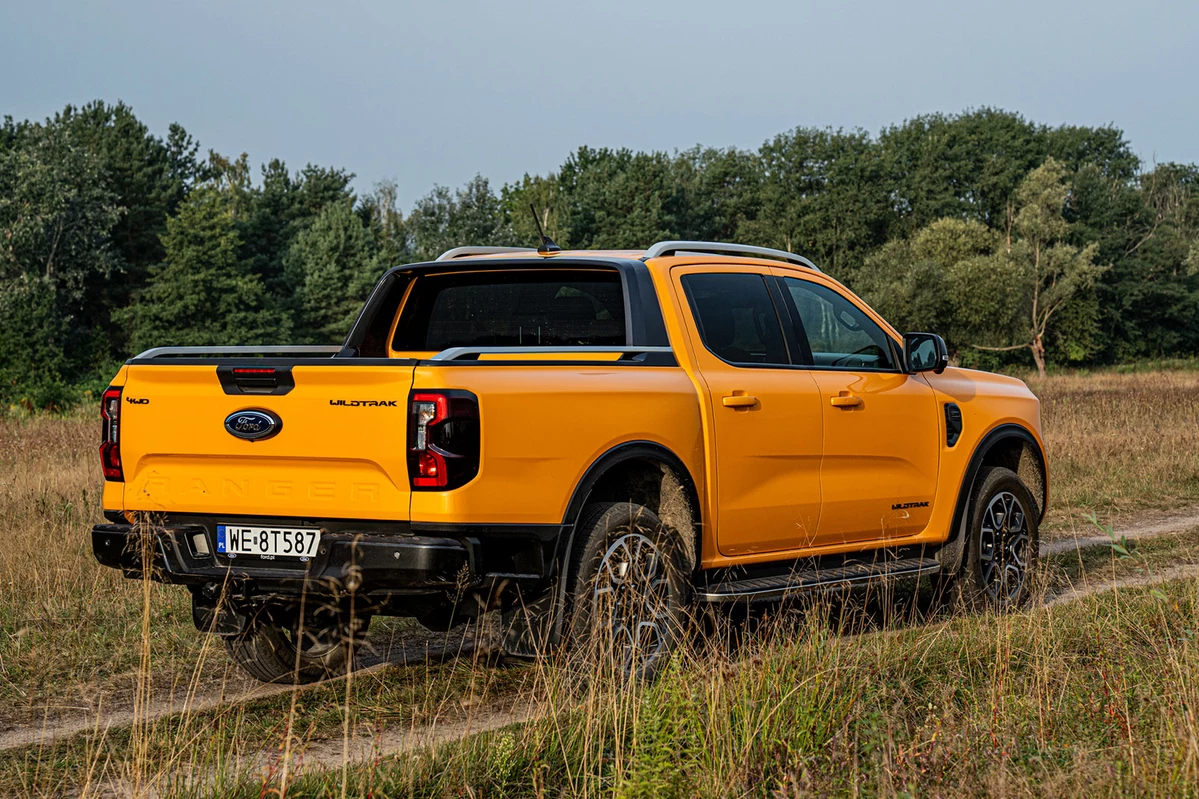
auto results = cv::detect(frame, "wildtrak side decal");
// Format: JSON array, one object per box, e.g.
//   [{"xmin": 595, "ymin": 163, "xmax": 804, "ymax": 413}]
[
  {"xmin": 891, "ymin": 501, "xmax": 930, "ymax": 510},
  {"xmin": 328, "ymin": 399, "xmax": 398, "ymax": 407}
]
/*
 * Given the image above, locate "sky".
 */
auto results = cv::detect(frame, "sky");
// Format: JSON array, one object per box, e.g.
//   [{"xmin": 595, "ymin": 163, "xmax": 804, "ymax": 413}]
[{"xmin": 3, "ymin": 0, "xmax": 1197, "ymax": 207}]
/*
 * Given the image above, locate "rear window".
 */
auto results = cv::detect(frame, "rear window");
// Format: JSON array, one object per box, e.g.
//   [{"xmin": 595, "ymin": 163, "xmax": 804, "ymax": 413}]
[
  {"xmin": 681, "ymin": 273, "xmax": 789, "ymax": 366},
  {"xmin": 391, "ymin": 269, "xmax": 627, "ymax": 351}
]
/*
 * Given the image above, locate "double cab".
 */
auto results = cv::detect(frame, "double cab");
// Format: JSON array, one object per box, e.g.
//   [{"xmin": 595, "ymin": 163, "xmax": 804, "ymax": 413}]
[{"xmin": 92, "ymin": 240, "xmax": 1047, "ymax": 682}]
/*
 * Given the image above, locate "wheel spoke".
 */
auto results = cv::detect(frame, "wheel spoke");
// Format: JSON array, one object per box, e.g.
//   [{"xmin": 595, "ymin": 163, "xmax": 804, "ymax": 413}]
[
  {"xmin": 592, "ymin": 530, "xmax": 674, "ymax": 676},
  {"xmin": 1003, "ymin": 564, "xmax": 1022, "ymax": 599},
  {"xmin": 979, "ymin": 490, "xmax": 1032, "ymax": 606}
]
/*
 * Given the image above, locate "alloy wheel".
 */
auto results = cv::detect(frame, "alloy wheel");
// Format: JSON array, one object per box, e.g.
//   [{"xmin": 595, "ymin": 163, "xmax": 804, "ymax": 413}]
[
  {"xmin": 591, "ymin": 531, "xmax": 673, "ymax": 675},
  {"xmin": 978, "ymin": 490, "xmax": 1031, "ymax": 605}
]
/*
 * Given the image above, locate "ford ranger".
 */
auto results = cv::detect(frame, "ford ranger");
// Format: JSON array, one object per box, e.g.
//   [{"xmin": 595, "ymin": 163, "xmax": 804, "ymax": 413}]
[{"xmin": 92, "ymin": 240, "xmax": 1048, "ymax": 682}]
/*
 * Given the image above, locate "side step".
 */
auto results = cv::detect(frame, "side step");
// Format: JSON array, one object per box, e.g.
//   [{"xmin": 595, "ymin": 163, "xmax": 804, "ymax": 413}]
[{"xmin": 695, "ymin": 556, "xmax": 941, "ymax": 604}]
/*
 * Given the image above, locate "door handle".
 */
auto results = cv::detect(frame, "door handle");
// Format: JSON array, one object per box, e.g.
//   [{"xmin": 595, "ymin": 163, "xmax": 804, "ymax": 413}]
[
  {"xmin": 830, "ymin": 395, "xmax": 863, "ymax": 408},
  {"xmin": 722, "ymin": 395, "xmax": 759, "ymax": 408}
]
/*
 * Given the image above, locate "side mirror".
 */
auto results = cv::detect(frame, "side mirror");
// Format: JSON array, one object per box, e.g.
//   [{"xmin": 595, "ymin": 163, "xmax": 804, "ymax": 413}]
[{"xmin": 903, "ymin": 332, "xmax": 949, "ymax": 374}]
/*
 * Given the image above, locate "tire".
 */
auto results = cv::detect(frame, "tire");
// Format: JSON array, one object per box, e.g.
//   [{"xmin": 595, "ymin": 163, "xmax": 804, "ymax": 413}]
[
  {"xmin": 225, "ymin": 607, "xmax": 368, "ymax": 684},
  {"xmin": 564, "ymin": 501, "xmax": 690, "ymax": 681},
  {"xmin": 957, "ymin": 466, "xmax": 1039, "ymax": 610},
  {"xmin": 499, "ymin": 587, "xmax": 555, "ymax": 661}
]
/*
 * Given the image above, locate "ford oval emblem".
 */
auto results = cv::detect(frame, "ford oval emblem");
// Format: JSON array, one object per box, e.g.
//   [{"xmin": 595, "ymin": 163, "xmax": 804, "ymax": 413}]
[{"xmin": 224, "ymin": 409, "xmax": 282, "ymax": 441}]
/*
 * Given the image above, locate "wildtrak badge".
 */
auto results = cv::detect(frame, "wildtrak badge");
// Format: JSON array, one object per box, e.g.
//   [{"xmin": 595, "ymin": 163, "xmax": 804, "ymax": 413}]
[
  {"xmin": 329, "ymin": 399, "xmax": 398, "ymax": 407},
  {"xmin": 892, "ymin": 501, "xmax": 930, "ymax": 510}
]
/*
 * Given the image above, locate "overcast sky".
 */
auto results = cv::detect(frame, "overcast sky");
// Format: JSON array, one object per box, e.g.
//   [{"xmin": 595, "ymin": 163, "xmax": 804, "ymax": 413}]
[{"xmin": 3, "ymin": 0, "xmax": 1197, "ymax": 206}]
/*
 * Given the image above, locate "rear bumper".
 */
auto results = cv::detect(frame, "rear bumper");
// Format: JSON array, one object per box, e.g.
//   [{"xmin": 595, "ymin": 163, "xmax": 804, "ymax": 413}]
[{"xmin": 92, "ymin": 523, "xmax": 477, "ymax": 598}]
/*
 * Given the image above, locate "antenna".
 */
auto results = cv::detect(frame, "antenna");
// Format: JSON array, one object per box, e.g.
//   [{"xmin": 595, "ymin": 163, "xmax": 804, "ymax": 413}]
[{"xmin": 529, "ymin": 204, "xmax": 561, "ymax": 254}]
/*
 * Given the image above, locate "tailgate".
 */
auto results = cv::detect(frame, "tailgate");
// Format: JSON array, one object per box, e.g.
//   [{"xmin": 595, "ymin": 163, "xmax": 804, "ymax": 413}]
[{"xmin": 119, "ymin": 363, "xmax": 415, "ymax": 520}]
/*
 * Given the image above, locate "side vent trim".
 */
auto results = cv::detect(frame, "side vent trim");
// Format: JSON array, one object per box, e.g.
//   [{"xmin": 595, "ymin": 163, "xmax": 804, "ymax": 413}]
[{"xmin": 945, "ymin": 402, "xmax": 963, "ymax": 447}]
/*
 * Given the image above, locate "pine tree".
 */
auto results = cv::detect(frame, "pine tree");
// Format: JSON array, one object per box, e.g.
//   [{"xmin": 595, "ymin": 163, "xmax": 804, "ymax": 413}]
[
  {"xmin": 284, "ymin": 200, "xmax": 381, "ymax": 344},
  {"xmin": 120, "ymin": 186, "xmax": 289, "ymax": 352}
]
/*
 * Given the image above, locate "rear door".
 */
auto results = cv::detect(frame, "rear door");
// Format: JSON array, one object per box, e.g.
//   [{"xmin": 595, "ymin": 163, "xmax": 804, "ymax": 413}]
[
  {"xmin": 773, "ymin": 271, "xmax": 939, "ymax": 544},
  {"xmin": 672, "ymin": 266, "xmax": 824, "ymax": 556},
  {"xmin": 119, "ymin": 362, "xmax": 415, "ymax": 520}
]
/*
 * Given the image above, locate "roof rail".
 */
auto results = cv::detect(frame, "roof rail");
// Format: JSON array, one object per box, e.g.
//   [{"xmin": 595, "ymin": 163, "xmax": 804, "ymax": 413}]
[
  {"xmin": 133, "ymin": 345, "xmax": 344, "ymax": 359},
  {"xmin": 436, "ymin": 246, "xmax": 538, "ymax": 261},
  {"xmin": 641, "ymin": 241, "xmax": 820, "ymax": 272}
]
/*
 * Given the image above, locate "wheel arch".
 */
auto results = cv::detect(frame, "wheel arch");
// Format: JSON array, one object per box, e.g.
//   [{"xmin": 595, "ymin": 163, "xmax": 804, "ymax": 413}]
[
  {"xmin": 560, "ymin": 441, "xmax": 703, "ymax": 569},
  {"xmin": 534, "ymin": 441, "xmax": 702, "ymax": 647},
  {"xmin": 937, "ymin": 423, "xmax": 1048, "ymax": 574}
]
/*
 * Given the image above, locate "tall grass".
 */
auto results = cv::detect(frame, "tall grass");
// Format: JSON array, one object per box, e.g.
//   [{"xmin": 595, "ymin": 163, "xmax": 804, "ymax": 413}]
[
  {"xmin": 0, "ymin": 414, "xmax": 202, "ymax": 716},
  {"xmin": 3, "ymin": 368, "xmax": 1199, "ymax": 797},
  {"xmin": 270, "ymin": 576, "xmax": 1199, "ymax": 798}
]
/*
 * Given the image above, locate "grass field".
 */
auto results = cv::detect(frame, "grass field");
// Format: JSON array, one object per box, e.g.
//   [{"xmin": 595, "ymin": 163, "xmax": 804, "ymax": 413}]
[
  {"xmin": 1027, "ymin": 369, "xmax": 1199, "ymax": 528},
  {"xmin": 2, "ymin": 368, "xmax": 1199, "ymax": 797}
]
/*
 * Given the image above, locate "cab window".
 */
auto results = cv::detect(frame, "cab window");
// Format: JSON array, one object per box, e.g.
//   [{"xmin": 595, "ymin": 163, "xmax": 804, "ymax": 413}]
[
  {"xmin": 682, "ymin": 273, "xmax": 789, "ymax": 366},
  {"xmin": 782, "ymin": 277, "xmax": 896, "ymax": 370},
  {"xmin": 392, "ymin": 269, "xmax": 626, "ymax": 351}
]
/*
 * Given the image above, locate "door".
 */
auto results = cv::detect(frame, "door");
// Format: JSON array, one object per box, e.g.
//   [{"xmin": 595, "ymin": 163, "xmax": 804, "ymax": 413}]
[
  {"xmin": 673, "ymin": 267, "xmax": 823, "ymax": 556},
  {"xmin": 775, "ymin": 273, "xmax": 939, "ymax": 545}
]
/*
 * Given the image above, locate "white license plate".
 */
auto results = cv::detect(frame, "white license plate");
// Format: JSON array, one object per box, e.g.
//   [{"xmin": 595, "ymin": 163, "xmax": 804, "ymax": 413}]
[{"xmin": 216, "ymin": 524, "xmax": 320, "ymax": 561}]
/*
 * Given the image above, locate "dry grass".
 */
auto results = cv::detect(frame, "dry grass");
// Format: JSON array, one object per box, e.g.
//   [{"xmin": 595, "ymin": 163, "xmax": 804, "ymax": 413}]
[
  {"xmin": 0, "ymin": 414, "xmax": 209, "ymax": 716},
  {"xmin": 2, "ymin": 367, "xmax": 1199, "ymax": 798},
  {"xmin": 293, "ymin": 576, "xmax": 1199, "ymax": 799},
  {"xmin": 1030, "ymin": 370, "xmax": 1199, "ymax": 529}
]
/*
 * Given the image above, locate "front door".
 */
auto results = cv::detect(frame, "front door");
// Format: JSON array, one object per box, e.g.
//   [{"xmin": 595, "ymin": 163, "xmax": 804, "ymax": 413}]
[
  {"xmin": 774, "ymin": 272, "xmax": 940, "ymax": 545},
  {"xmin": 673, "ymin": 267, "xmax": 824, "ymax": 556}
]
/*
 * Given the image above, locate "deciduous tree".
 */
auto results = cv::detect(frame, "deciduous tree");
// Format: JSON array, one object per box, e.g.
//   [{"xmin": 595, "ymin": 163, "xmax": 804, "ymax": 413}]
[
  {"xmin": 0, "ymin": 122, "xmax": 121, "ymax": 407},
  {"xmin": 965, "ymin": 158, "xmax": 1105, "ymax": 375}
]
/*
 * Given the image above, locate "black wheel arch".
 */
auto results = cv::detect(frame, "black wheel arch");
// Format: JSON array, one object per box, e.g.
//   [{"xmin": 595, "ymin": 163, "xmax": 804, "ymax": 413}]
[
  {"xmin": 937, "ymin": 423, "xmax": 1048, "ymax": 574},
  {"xmin": 541, "ymin": 441, "xmax": 703, "ymax": 645},
  {"xmin": 563, "ymin": 440, "xmax": 700, "ymax": 522}
]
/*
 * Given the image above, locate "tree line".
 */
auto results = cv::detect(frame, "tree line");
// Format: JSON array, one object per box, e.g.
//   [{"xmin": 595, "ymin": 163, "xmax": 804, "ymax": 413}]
[{"xmin": 1, "ymin": 101, "xmax": 1196, "ymax": 408}]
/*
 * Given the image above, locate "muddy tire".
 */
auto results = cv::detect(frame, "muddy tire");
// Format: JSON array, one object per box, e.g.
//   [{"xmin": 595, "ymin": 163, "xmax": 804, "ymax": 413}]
[
  {"xmin": 225, "ymin": 608, "xmax": 368, "ymax": 684},
  {"xmin": 565, "ymin": 501, "xmax": 690, "ymax": 681},
  {"xmin": 957, "ymin": 466, "xmax": 1039, "ymax": 611}
]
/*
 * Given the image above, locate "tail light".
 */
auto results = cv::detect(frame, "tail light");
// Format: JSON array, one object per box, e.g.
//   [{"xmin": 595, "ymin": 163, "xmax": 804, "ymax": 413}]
[
  {"xmin": 100, "ymin": 386, "xmax": 124, "ymax": 481},
  {"xmin": 408, "ymin": 390, "xmax": 480, "ymax": 490}
]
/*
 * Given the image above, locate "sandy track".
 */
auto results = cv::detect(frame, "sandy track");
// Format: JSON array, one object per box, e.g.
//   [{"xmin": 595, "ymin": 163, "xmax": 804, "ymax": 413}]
[
  {"xmin": 231, "ymin": 702, "xmax": 536, "ymax": 779},
  {"xmin": 6, "ymin": 504, "xmax": 1199, "ymax": 760},
  {"xmin": 89, "ymin": 701, "xmax": 538, "ymax": 799},
  {"xmin": 1041, "ymin": 504, "xmax": 1199, "ymax": 556},
  {"xmin": 0, "ymin": 627, "xmax": 483, "ymax": 753},
  {"xmin": 1044, "ymin": 562, "xmax": 1199, "ymax": 607}
]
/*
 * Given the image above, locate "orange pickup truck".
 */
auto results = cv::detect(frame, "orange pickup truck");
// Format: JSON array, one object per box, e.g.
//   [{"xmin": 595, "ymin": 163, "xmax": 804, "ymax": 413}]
[{"xmin": 92, "ymin": 241, "xmax": 1047, "ymax": 682}]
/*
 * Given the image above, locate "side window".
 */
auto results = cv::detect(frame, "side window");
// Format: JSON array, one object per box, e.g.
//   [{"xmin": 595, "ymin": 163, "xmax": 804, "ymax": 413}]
[
  {"xmin": 681, "ymin": 273, "xmax": 789, "ymax": 366},
  {"xmin": 782, "ymin": 278, "xmax": 896, "ymax": 371}
]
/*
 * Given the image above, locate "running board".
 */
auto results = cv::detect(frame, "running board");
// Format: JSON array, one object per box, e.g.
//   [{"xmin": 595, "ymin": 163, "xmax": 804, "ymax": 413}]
[{"xmin": 695, "ymin": 556, "xmax": 942, "ymax": 604}]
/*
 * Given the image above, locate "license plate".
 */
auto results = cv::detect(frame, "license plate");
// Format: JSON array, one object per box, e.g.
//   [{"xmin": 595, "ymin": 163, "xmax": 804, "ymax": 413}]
[{"xmin": 216, "ymin": 524, "xmax": 320, "ymax": 561}]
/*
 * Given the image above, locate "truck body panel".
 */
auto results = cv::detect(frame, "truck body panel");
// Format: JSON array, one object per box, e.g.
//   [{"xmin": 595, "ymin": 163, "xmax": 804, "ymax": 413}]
[
  {"xmin": 118, "ymin": 363, "xmax": 416, "ymax": 520},
  {"xmin": 408, "ymin": 362, "xmax": 704, "ymax": 525}
]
